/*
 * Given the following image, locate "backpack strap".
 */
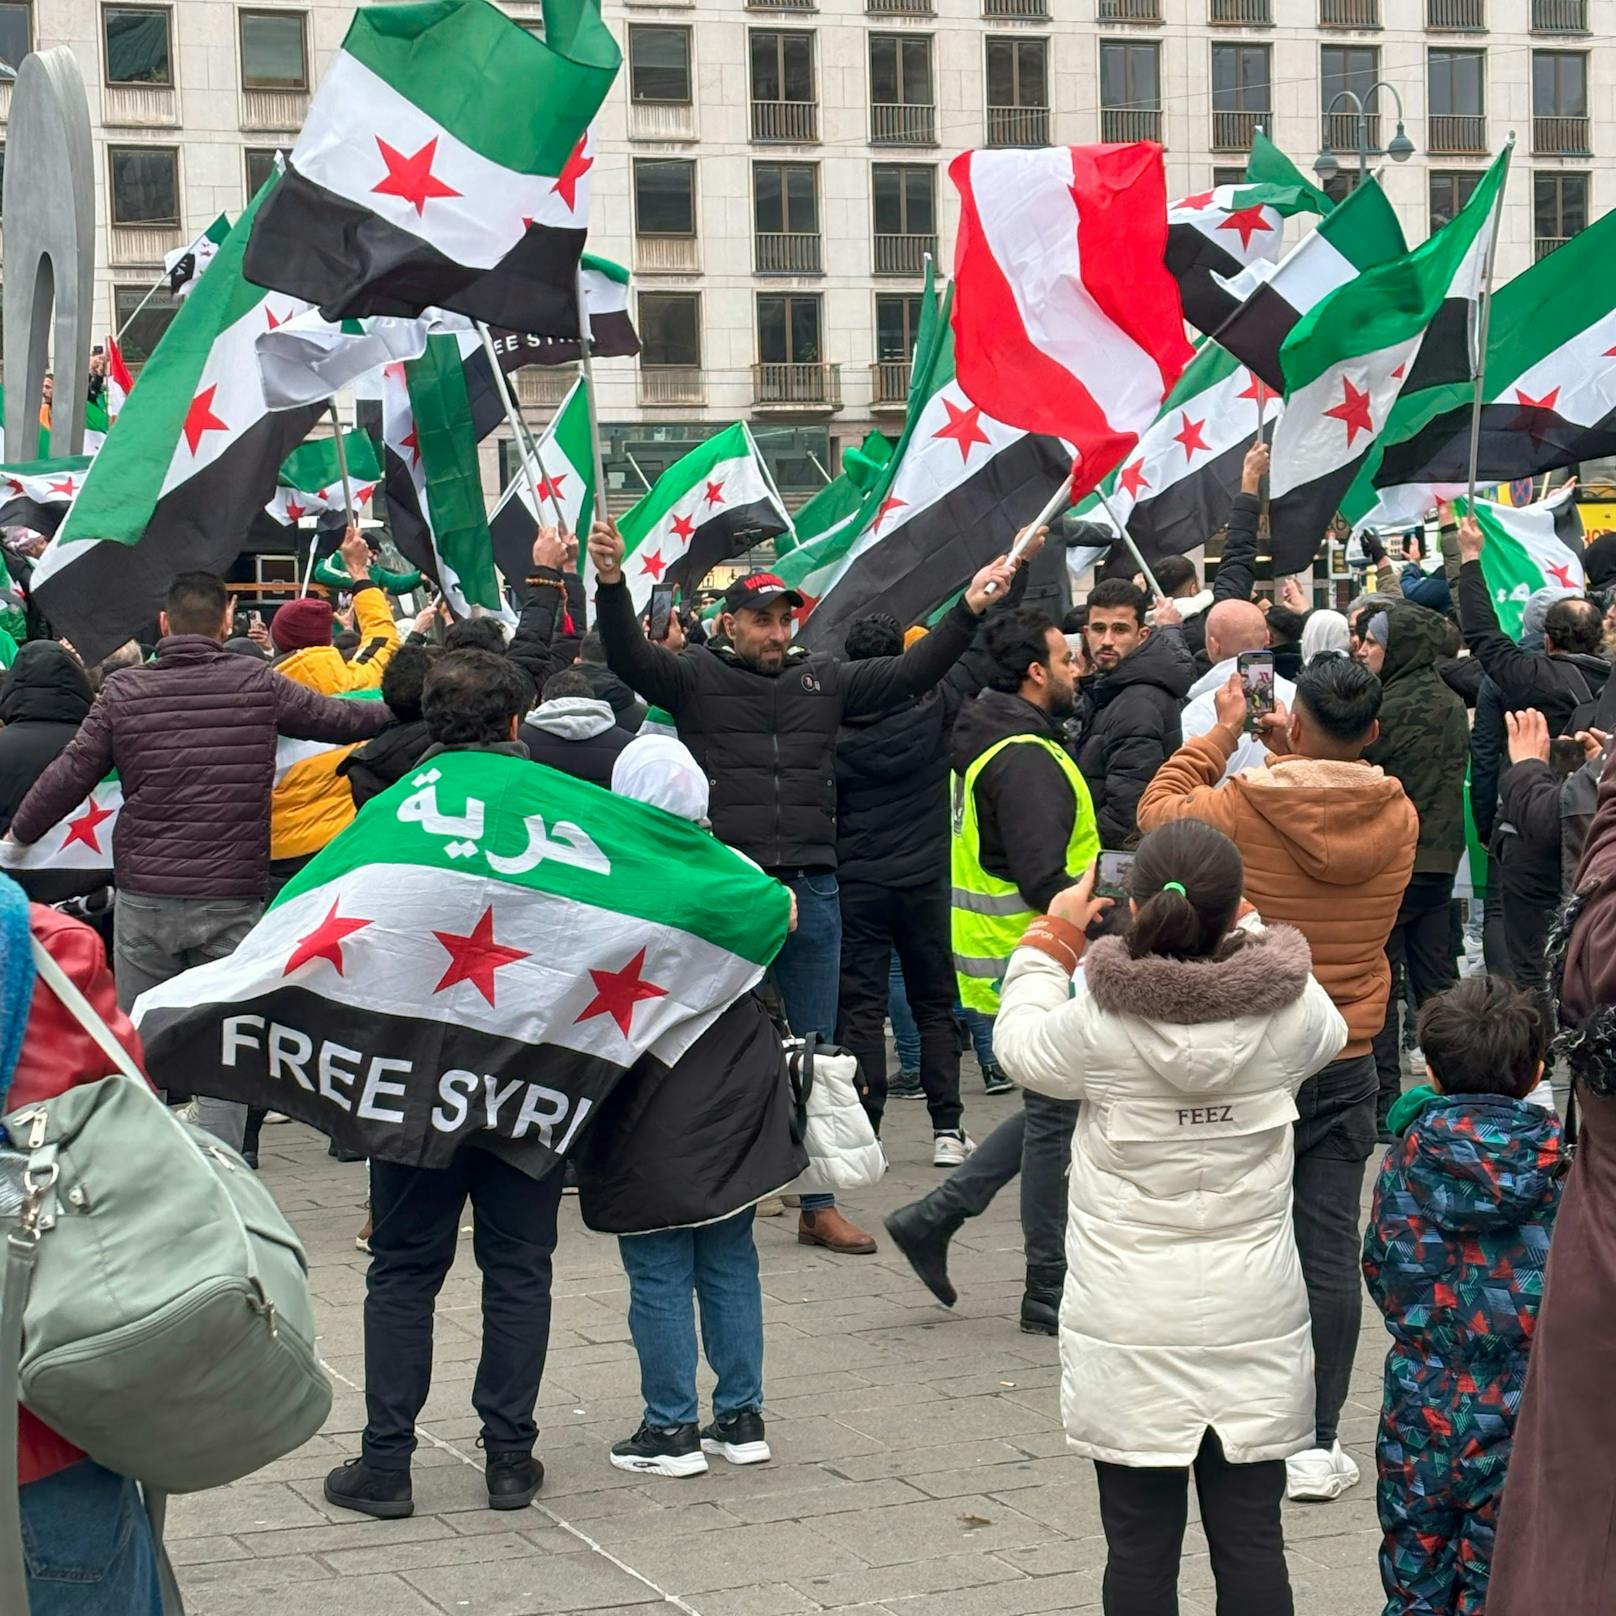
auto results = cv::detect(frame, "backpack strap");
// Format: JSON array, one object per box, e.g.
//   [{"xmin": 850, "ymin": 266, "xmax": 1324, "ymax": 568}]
[
  {"xmin": 0, "ymin": 1209, "xmax": 38, "ymax": 1616},
  {"xmin": 27, "ymin": 939, "xmax": 147, "ymax": 1091}
]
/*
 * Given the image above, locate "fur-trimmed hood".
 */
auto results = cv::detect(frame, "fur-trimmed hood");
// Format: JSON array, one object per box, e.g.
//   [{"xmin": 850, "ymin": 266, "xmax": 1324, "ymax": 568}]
[{"xmin": 1080, "ymin": 923, "xmax": 1322, "ymax": 1094}]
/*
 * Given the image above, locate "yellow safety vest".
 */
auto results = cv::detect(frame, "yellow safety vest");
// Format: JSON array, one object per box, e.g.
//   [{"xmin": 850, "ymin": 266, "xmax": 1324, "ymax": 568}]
[{"xmin": 950, "ymin": 733, "xmax": 1098, "ymax": 1014}]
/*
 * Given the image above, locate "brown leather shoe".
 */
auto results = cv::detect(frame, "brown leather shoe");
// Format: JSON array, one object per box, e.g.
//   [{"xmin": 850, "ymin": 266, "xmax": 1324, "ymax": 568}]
[{"xmin": 797, "ymin": 1208, "xmax": 877, "ymax": 1255}]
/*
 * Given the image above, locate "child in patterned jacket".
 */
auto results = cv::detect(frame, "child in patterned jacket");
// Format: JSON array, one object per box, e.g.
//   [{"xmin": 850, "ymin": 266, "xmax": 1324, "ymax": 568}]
[{"xmin": 1363, "ymin": 974, "xmax": 1565, "ymax": 1616}]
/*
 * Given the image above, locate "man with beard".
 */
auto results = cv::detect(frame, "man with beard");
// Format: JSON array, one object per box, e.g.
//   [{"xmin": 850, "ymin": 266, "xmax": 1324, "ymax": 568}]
[{"xmin": 886, "ymin": 607, "xmax": 1100, "ymax": 1334}]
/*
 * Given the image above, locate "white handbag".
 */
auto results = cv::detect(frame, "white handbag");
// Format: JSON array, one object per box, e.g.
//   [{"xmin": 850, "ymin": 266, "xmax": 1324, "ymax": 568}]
[{"xmin": 784, "ymin": 1037, "xmax": 887, "ymax": 1194}]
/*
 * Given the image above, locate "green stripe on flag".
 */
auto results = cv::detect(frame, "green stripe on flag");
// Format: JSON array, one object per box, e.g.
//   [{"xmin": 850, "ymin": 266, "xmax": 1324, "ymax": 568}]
[
  {"xmin": 617, "ymin": 423, "xmax": 752, "ymax": 544},
  {"xmin": 280, "ymin": 429, "xmax": 382, "ymax": 493},
  {"xmin": 342, "ymin": 0, "xmax": 620, "ymax": 177}
]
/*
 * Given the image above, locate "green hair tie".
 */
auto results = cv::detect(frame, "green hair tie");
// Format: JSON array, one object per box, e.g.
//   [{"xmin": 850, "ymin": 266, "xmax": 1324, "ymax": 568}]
[{"xmin": 1162, "ymin": 882, "xmax": 1187, "ymax": 897}]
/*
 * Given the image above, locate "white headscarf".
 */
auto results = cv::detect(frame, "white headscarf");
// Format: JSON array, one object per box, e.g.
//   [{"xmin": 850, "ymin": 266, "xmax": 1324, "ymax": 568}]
[
  {"xmin": 611, "ymin": 734, "xmax": 710, "ymax": 827},
  {"xmin": 1301, "ymin": 610, "xmax": 1351, "ymax": 663}
]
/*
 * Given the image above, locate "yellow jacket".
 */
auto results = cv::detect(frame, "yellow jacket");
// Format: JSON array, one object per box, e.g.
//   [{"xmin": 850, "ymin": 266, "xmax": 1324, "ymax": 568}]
[{"xmin": 270, "ymin": 584, "xmax": 399, "ymax": 862}]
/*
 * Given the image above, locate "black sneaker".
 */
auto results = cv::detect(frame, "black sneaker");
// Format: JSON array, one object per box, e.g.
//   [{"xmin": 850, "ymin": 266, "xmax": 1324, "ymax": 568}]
[
  {"xmin": 981, "ymin": 1062, "xmax": 1015, "ymax": 1095},
  {"xmin": 609, "ymin": 1421, "xmax": 708, "ymax": 1478},
  {"xmin": 700, "ymin": 1410, "xmax": 772, "ymax": 1466},
  {"xmin": 1020, "ymin": 1285, "xmax": 1061, "ymax": 1337},
  {"xmin": 886, "ymin": 1069, "xmax": 925, "ymax": 1101},
  {"xmin": 324, "ymin": 1458, "xmax": 413, "ymax": 1519},
  {"xmin": 486, "ymin": 1450, "xmax": 544, "ymax": 1510}
]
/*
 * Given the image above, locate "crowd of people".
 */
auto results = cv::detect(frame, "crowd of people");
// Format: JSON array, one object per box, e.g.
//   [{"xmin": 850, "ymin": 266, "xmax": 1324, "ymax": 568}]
[{"xmin": 2, "ymin": 458, "xmax": 1616, "ymax": 1614}]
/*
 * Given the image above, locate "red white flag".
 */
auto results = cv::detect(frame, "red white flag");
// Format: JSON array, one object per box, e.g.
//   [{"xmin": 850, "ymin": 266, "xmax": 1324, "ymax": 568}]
[
  {"xmin": 948, "ymin": 142, "xmax": 1192, "ymax": 499},
  {"xmin": 104, "ymin": 337, "xmax": 135, "ymax": 421}
]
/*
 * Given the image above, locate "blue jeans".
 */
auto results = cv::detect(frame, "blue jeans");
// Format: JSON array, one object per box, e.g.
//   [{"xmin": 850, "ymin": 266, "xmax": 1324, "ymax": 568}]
[
  {"xmin": 955, "ymin": 1000, "xmax": 996, "ymax": 1068},
  {"xmin": 21, "ymin": 1461, "xmax": 163, "ymax": 1615},
  {"xmin": 772, "ymin": 872, "xmax": 842, "ymax": 1212},
  {"xmin": 889, "ymin": 951, "xmax": 921, "ymax": 1072},
  {"xmin": 617, "ymin": 1210, "xmax": 764, "ymax": 1428}
]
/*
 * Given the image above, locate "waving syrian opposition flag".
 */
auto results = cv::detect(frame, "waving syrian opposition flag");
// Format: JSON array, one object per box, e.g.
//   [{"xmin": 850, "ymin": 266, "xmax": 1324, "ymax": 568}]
[
  {"xmin": 949, "ymin": 141, "xmax": 1192, "ymax": 497},
  {"xmin": 0, "ymin": 777, "xmax": 120, "ymax": 875},
  {"xmin": 1071, "ymin": 340, "xmax": 1281, "ymax": 566},
  {"xmin": 244, "ymin": 0, "xmax": 620, "ymax": 331},
  {"xmin": 485, "ymin": 254, "xmax": 639, "ymax": 368},
  {"xmin": 609, "ymin": 425, "xmax": 792, "ymax": 613},
  {"xmin": 1346, "ymin": 209, "xmax": 1616, "ymax": 530},
  {"xmin": 165, "ymin": 213, "xmax": 232, "ymax": 301},
  {"xmin": 1267, "ymin": 149, "xmax": 1507, "ymax": 575},
  {"xmin": 787, "ymin": 280, "xmax": 1069, "ymax": 653},
  {"xmin": 265, "ymin": 430, "xmax": 384, "ymax": 526},
  {"xmin": 0, "ymin": 456, "xmax": 94, "ymax": 537},
  {"xmin": 102, "ymin": 339, "xmax": 135, "ymax": 423},
  {"xmin": 489, "ymin": 375, "xmax": 595, "ymax": 592},
  {"xmin": 131, "ymin": 751, "xmax": 790, "ymax": 1174},
  {"xmin": 28, "ymin": 180, "xmax": 323, "ymax": 663},
  {"xmin": 1213, "ymin": 177, "xmax": 1407, "ymax": 393},
  {"xmin": 1454, "ymin": 485, "xmax": 1585, "ymax": 641},
  {"xmin": 383, "ymin": 333, "xmax": 505, "ymax": 617}
]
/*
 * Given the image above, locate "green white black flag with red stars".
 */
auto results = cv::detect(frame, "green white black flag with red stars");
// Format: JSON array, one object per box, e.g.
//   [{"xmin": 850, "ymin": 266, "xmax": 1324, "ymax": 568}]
[
  {"xmin": 242, "ymin": 0, "xmax": 620, "ymax": 332},
  {"xmin": 0, "ymin": 777, "xmax": 121, "ymax": 874},
  {"xmin": 130, "ymin": 751, "xmax": 791, "ymax": 1176}
]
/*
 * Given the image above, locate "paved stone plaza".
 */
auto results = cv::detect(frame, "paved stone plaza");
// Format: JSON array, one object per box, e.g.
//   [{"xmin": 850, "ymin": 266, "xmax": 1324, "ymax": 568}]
[{"xmin": 170, "ymin": 1083, "xmax": 1388, "ymax": 1616}]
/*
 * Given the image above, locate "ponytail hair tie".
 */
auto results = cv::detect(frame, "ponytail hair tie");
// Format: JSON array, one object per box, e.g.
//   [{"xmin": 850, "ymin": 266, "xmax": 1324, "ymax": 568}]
[{"xmin": 1161, "ymin": 881, "xmax": 1187, "ymax": 897}]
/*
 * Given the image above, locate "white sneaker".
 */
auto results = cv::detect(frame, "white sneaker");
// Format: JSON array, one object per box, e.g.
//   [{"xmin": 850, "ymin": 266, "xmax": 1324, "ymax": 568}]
[
  {"xmin": 1406, "ymin": 1046, "xmax": 1427, "ymax": 1076},
  {"xmin": 1286, "ymin": 1441, "xmax": 1361, "ymax": 1502},
  {"xmin": 932, "ymin": 1130, "xmax": 975, "ymax": 1168}
]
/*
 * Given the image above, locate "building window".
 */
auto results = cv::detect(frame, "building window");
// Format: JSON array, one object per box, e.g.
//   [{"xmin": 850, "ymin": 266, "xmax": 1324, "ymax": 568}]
[
  {"xmin": 109, "ymin": 146, "xmax": 180, "ymax": 226},
  {"xmin": 751, "ymin": 30, "xmax": 815, "ymax": 105},
  {"xmin": 757, "ymin": 293, "xmax": 822, "ymax": 364},
  {"xmin": 985, "ymin": 37, "xmax": 1048, "ymax": 146},
  {"xmin": 633, "ymin": 158, "xmax": 696, "ymax": 236},
  {"xmin": 0, "ymin": 3, "xmax": 30, "ymax": 73},
  {"xmin": 1321, "ymin": 43, "xmax": 1380, "ymax": 149},
  {"xmin": 1100, "ymin": 41, "xmax": 1162, "ymax": 143},
  {"xmin": 238, "ymin": 9, "xmax": 307, "ymax": 91},
  {"xmin": 1533, "ymin": 171, "xmax": 1587, "ymax": 257},
  {"xmin": 876, "ymin": 292, "xmax": 924, "ymax": 361},
  {"xmin": 754, "ymin": 162, "xmax": 821, "ymax": 272},
  {"xmin": 872, "ymin": 164, "xmax": 934, "ymax": 237},
  {"xmin": 639, "ymin": 292, "xmax": 701, "ymax": 368},
  {"xmin": 1429, "ymin": 170, "xmax": 1480, "ymax": 231},
  {"xmin": 1322, "ymin": 169, "xmax": 1362, "ymax": 205},
  {"xmin": 1211, "ymin": 43, "xmax": 1270, "ymax": 150},
  {"xmin": 114, "ymin": 283, "xmax": 178, "ymax": 366},
  {"xmin": 869, "ymin": 33, "xmax": 934, "ymax": 142},
  {"xmin": 244, "ymin": 146, "xmax": 280, "ymax": 197},
  {"xmin": 1533, "ymin": 49, "xmax": 1588, "ymax": 153},
  {"xmin": 628, "ymin": 25, "xmax": 691, "ymax": 103},
  {"xmin": 1212, "ymin": 166, "xmax": 1245, "ymax": 187},
  {"xmin": 103, "ymin": 5, "xmax": 172, "ymax": 86}
]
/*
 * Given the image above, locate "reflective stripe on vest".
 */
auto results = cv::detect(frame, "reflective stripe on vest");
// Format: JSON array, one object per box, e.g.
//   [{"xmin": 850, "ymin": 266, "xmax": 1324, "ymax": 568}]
[{"xmin": 950, "ymin": 732, "xmax": 1098, "ymax": 1015}]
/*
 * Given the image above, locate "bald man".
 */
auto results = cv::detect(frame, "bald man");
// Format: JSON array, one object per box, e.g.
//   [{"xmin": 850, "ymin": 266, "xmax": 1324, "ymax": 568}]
[{"xmin": 1178, "ymin": 598, "xmax": 1299, "ymax": 779}]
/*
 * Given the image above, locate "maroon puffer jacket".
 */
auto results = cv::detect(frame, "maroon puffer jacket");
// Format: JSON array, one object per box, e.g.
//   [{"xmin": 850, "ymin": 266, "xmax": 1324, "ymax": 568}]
[{"xmin": 9, "ymin": 635, "xmax": 392, "ymax": 897}]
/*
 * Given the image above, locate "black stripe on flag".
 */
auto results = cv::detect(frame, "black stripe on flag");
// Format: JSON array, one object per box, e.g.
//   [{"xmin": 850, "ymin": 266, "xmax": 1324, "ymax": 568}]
[
  {"xmin": 1211, "ymin": 285, "xmax": 1302, "ymax": 394},
  {"xmin": 1399, "ymin": 299, "xmax": 1474, "ymax": 398},
  {"xmin": 1376, "ymin": 400, "xmax": 1616, "ymax": 491},
  {"xmin": 1129, "ymin": 437, "xmax": 1253, "ymax": 567},
  {"xmin": 668, "ymin": 502, "xmax": 788, "ymax": 601},
  {"xmin": 0, "ymin": 496, "xmax": 71, "ymax": 537},
  {"xmin": 244, "ymin": 163, "xmax": 588, "ymax": 330},
  {"xmin": 137, "ymin": 986, "xmax": 629, "ymax": 1178},
  {"xmin": 31, "ymin": 406, "xmax": 323, "ymax": 665},
  {"xmin": 797, "ymin": 433, "xmax": 1070, "ymax": 655},
  {"xmin": 1166, "ymin": 223, "xmax": 1245, "ymax": 340}
]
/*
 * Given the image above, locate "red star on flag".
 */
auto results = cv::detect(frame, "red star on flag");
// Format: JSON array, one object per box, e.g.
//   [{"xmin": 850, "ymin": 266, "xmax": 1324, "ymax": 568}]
[
  {"xmin": 400, "ymin": 427, "xmax": 421, "ymax": 467},
  {"xmin": 933, "ymin": 398, "xmax": 991, "ymax": 463},
  {"xmin": 1217, "ymin": 206, "xmax": 1274, "ymax": 253},
  {"xmin": 313, "ymin": 488, "xmax": 330, "ymax": 504},
  {"xmin": 1547, "ymin": 560, "xmax": 1579, "ymax": 589},
  {"xmin": 4, "ymin": 478, "xmax": 22, "ymax": 497},
  {"xmin": 704, "ymin": 479, "xmax": 726, "ymax": 508},
  {"xmin": 1605, "ymin": 344, "xmax": 1616, "ymax": 359},
  {"xmin": 1514, "ymin": 385, "xmax": 1561, "ymax": 413},
  {"xmin": 1173, "ymin": 412, "xmax": 1211, "ymax": 460},
  {"xmin": 551, "ymin": 132, "xmax": 594, "ymax": 212},
  {"xmin": 182, "ymin": 385, "xmax": 229, "ymax": 455},
  {"xmin": 356, "ymin": 484, "xmax": 376, "ymax": 508},
  {"xmin": 1511, "ymin": 386, "xmax": 1562, "ymax": 447},
  {"xmin": 284, "ymin": 497, "xmax": 307, "ymax": 523},
  {"xmin": 1323, "ymin": 377, "xmax": 1374, "ymax": 447},
  {"xmin": 521, "ymin": 215, "xmax": 535, "ymax": 231},
  {"xmin": 46, "ymin": 477, "xmax": 77, "ymax": 497},
  {"xmin": 264, "ymin": 306, "xmax": 293, "ymax": 331},
  {"xmin": 669, "ymin": 512, "xmax": 696, "ymax": 542},
  {"xmin": 284, "ymin": 901, "xmax": 372, "ymax": 977},
  {"xmin": 1119, "ymin": 460, "xmax": 1150, "ymax": 499},
  {"xmin": 537, "ymin": 471, "xmax": 568, "ymax": 504},
  {"xmin": 873, "ymin": 494, "xmax": 907, "ymax": 530},
  {"xmin": 371, "ymin": 136, "xmax": 461, "ymax": 217},
  {"xmin": 575, "ymin": 947, "xmax": 668, "ymax": 1037},
  {"xmin": 432, "ymin": 907, "xmax": 530, "ymax": 1007},
  {"xmin": 1176, "ymin": 190, "xmax": 1216, "ymax": 211},
  {"xmin": 639, "ymin": 549, "xmax": 668, "ymax": 581},
  {"xmin": 61, "ymin": 795, "xmax": 114, "ymax": 853},
  {"xmin": 1391, "ymin": 363, "xmax": 1406, "ymax": 380},
  {"xmin": 1237, "ymin": 372, "xmax": 1276, "ymax": 409}
]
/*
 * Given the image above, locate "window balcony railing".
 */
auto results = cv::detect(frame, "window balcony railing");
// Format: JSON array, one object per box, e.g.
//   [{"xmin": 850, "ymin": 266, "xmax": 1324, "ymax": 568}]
[
  {"xmin": 868, "ymin": 0, "xmax": 931, "ymax": 12},
  {"xmin": 750, "ymin": 99, "xmax": 818, "ymax": 142},
  {"xmin": 1531, "ymin": 0, "xmax": 1586, "ymax": 27},
  {"xmin": 1426, "ymin": 0, "xmax": 1485, "ymax": 27},
  {"xmin": 1319, "ymin": 0, "xmax": 1380, "ymax": 24},
  {"xmin": 1099, "ymin": 0, "xmax": 1162, "ymax": 18},
  {"xmin": 1212, "ymin": 108, "xmax": 1266, "ymax": 149},
  {"xmin": 629, "ymin": 100, "xmax": 696, "ymax": 140},
  {"xmin": 870, "ymin": 360, "xmax": 911, "ymax": 405},
  {"xmin": 638, "ymin": 365, "xmax": 705, "ymax": 406},
  {"xmin": 1323, "ymin": 109, "xmax": 1380, "ymax": 151},
  {"xmin": 1101, "ymin": 107, "xmax": 1163, "ymax": 143},
  {"xmin": 755, "ymin": 231, "xmax": 823, "ymax": 273},
  {"xmin": 754, "ymin": 362, "xmax": 843, "ymax": 408},
  {"xmin": 871, "ymin": 102, "xmax": 937, "ymax": 144},
  {"xmin": 1209, "ymin": 0, "xmax": 1272, "ymax": 21},
  {"xmin": 634, "ymin": 234, "xmax": 700, "ymax": 273},
  {"xmin": 1533, "ymin": 114, "xmax": 1590, "ymax": 154},
  {"xmin": 983, "ymin": 0, "xmax": 1048, "ymax": 15},
  {"xmin": 873, "ymin": 232, "xmax": 936, "ymax": 274},
  {"xmin": 1428, "ymin": 113, "xmax": 1487, "ymax": 152},
  {"xmin": 1534, "ymin": 235, "xmax": 1569, "ymax": 260},
  {"xmin": 985, "ymin": 104, "xmax": 1050, "ymax": 145}
]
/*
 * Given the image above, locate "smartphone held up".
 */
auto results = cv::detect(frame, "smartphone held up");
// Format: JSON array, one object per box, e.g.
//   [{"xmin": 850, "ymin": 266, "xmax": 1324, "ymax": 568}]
[{"xmin": 1236, "ymin": 650, "xmax": 1276, "ymax": 733}]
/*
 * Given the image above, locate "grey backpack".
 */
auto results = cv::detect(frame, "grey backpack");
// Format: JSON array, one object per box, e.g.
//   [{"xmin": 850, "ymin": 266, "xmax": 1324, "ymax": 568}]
[{"xmin": 0, "ymin": 935, "xmax": 332, "ymax": 1613}]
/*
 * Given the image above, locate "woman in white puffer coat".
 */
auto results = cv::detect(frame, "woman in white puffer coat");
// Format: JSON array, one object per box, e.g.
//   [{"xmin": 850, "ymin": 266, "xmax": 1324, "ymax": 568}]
[{"xmin": 995, "ymin": 819, "xmax": 1346, "ymax": 1616}]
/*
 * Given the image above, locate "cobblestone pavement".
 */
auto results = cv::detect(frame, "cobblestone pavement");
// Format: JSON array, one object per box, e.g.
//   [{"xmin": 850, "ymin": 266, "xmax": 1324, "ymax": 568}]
[{"xmin": 172, "ymin": 1080, "xmax": 1388, "ymax": 1615}]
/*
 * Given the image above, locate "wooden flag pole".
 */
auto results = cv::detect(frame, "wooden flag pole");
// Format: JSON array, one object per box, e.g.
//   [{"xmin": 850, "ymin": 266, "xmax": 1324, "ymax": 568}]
[
  {"xmin": 576, "ymin": 262, "xmax": 610, "ymax": 533},
  {"xmin": 329, "ymin": 401, "xmax": 356, "ymax": 526},
  {"xmin": 476, "ymin": 322, "xmax": 565, "ymax": 532},
  {"xmin": 1466, "ymin": 134, "xmax": 1514, "ymax": 506},
  {"xmin": 981, "ymin": 475, "xmax": 1071, "ymax": 597}
]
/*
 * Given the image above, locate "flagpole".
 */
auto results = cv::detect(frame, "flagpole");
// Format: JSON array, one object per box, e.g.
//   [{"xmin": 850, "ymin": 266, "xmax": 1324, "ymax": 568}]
[
  {"xmin": 298, "ymin": 530, "xmax": 320, "ymax": 598},
  {"xmin": 329, "ymin": 402, "xmax": 355, "ymax": 525},
  {"xmin": 982, "ymin": 476, "xmax": 1071, "ymax": 597},
  {"xmin": 476, "ymin": 322, "xmax": 564, "ymax": 531},
  {"xmin": 1466, "ymin": 133, "xmax": 1514, "ymax": 506},
  {"xmin": 1093, "ymin": 485, "xmax": 1167, "ymax": 603},
  {"xmin": 576, "ymin": 262, "xmax": 610, "ymax": 533},
  {"xmin": 112, "ymin": 220, "xmax": 211, "ymax": 344}
]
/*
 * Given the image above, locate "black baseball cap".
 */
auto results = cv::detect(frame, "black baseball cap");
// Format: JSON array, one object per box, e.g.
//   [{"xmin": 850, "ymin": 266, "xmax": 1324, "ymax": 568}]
[{"xmin": 721, "ymin": 571, "xmax": 805, "ymax": 613}]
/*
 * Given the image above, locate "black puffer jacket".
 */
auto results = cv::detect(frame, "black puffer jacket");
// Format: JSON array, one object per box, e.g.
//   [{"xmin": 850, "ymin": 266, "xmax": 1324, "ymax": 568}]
[
  {"xmin": 9, "ymin": 636, "xmax": 391, "ymax": 897},
  {"xmin": 337, "ymin": 718, "xmax": 431, "ymax": 809},
  {"xmin": 596, "ymin": 578, "xmax": 980, "ymax": 870},
  {"xmin": 574, "ymin": 992, "xmax": 807, "ymax": 1234},
  {"xmin": 836, "ymin": 689, "xmax": 948, "ymax": 887},
  {"xmin": 517, "ymin": 697, "xmax": 634, "ymax": 789},
  {"xmin": 1074, "ymin": 629, "xmax": 1197, "ymax": 848},
  {"xmin": 0, "ymin": 642, "xmax": 92, "ymax": 835}
]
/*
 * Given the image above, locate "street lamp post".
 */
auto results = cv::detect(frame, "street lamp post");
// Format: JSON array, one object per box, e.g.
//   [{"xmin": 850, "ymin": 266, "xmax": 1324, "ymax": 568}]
[{"xmin": 1314, "ymin": 81, "xmax": 1416, "ymax": 186}]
